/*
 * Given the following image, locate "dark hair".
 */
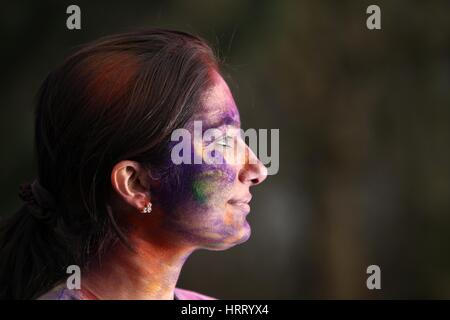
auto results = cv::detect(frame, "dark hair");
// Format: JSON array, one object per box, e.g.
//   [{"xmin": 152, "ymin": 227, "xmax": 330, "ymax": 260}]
[{"xmin": 0, "ymin": 28, "xmax": 219, "ymax": 299}]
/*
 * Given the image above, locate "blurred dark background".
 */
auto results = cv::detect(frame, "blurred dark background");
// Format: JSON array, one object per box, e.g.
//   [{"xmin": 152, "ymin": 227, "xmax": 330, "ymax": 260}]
[{"xmin": 1, "ymin": 0, "xmax": 450, "ymax": 299}]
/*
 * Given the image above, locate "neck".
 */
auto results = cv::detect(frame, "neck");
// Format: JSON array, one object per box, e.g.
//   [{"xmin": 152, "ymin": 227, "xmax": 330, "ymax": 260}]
[{"xmin": 81, "ymin": 212, "xmax": 196, "ymax": 300}]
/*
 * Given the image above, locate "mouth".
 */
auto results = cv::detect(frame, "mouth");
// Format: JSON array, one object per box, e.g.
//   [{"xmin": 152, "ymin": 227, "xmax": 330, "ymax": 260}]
[{"xmin": 228, "ymin": 194, "xmax": 252, "ymax": 213}]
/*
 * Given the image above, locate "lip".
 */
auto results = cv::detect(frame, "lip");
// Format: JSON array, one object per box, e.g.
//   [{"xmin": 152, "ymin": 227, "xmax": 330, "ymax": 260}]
[
  {"xmin": 228, "ymin": 194, "xmax": 252, "ymax": 213},
  {"xmin": 229, "ymin": 202, "xmax": 251, "ymax": 213}
]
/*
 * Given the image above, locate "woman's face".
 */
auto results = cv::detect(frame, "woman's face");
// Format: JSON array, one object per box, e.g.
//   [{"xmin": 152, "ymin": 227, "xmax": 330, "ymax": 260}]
[{"xmin": 159, "ymin": 72, "xmax": 268, "ymax": 250}]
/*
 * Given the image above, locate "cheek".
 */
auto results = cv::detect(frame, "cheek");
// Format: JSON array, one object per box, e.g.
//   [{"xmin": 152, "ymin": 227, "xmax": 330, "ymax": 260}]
[
  {"xmin": 155, "ymin": 138, "xmax": 240, "ymax": 235},
  {"xmin": 190, "ymin": 163, "xmax": 236, "ymax": 207},
  {"xmin": 154, "ymin": 148, "xmax": 237, "ymax": 215},
  {"xmin": 187, "ymin": 139, "xmax": 237, "ymax": 207}
]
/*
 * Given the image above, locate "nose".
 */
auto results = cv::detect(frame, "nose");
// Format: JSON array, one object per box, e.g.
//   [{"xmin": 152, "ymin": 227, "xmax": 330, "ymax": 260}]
[{"xmin": 238, "ymin": 145, "xmax": 268, "ymax": 186}]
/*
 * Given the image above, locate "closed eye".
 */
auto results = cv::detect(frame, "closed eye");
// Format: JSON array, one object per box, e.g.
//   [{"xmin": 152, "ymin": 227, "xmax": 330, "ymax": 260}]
[{"xmin": 216, "ymin": 135, "xmax": 234, "ymax": 148}]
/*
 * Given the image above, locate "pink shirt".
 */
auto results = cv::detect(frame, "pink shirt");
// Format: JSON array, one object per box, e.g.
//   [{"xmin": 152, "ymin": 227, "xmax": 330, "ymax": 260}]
[{"xmin": 38, "ymin": 284, "xmax": 216, "ymax": 300}]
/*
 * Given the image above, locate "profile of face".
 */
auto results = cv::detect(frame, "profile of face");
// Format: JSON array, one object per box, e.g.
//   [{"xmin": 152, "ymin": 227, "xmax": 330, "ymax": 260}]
[{"xmin": 155, "ymin": 72, "xmax": 268, "ymax": 251}]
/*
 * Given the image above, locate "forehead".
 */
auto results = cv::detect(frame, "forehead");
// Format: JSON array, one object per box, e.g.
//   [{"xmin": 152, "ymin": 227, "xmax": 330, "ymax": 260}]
[{"xmin": 194, "ymin": 74, "xmax": 241, "ymax": 129}]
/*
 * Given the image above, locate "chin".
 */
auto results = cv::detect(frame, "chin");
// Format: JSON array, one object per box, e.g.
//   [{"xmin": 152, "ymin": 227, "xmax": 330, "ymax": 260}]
[{"xmin": 204, "ymin": 222, "xmax": 252, "ymax": 251}]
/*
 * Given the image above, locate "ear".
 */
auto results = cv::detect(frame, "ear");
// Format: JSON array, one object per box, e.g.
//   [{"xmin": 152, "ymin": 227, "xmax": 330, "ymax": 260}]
[{"xmin": 110, "ymin": 160, "xmax": 151, "ymax": 212}]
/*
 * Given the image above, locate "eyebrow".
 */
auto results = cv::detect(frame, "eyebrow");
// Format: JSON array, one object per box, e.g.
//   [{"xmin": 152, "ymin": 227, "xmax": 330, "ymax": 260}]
[{"xmin": 202, "ymin": 114, "xmax": 241, "ymax": 132}]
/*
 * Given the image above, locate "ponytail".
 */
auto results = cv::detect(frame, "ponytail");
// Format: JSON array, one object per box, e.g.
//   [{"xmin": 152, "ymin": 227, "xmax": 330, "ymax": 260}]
[{"xmin": 0, "ymin": 181, "xmax": 67, "ymax": 299}]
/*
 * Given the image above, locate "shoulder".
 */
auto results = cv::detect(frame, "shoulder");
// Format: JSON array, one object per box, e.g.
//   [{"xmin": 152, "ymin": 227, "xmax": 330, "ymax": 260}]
[
  {"xmin": 37, "ymin": 284, "xmax": 81, "ymax": 300},
  {"xmin": 174, "ymin": 287, "xmax": 217, "ymax": 300}
]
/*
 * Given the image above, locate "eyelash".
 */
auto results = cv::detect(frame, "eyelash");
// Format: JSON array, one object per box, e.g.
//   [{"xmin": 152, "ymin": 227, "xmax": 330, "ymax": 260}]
[{"xmin": 216, "ymin": 135, "xmax": 234, "ymax": 148}]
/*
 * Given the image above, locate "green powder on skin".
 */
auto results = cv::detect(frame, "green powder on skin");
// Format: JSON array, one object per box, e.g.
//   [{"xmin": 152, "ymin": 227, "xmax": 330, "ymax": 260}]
[
  {"xmin": 192, "ymin": 179, "xmax": 211, "ymax": 204},
  {"xmin": 192, "ymin": 170, "xmax": 232, "ymax": 204}
]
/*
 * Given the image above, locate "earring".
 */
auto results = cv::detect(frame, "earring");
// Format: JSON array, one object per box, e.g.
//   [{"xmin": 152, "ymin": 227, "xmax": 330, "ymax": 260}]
[{"xmin": 142, "ymin": 202, "xmax": 152, "ymax": 214}]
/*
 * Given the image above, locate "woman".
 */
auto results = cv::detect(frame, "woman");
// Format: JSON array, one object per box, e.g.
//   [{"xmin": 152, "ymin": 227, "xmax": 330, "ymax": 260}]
[{"xmin": 0, "ymin": 28, "xmax": 267, "ymax": 300}]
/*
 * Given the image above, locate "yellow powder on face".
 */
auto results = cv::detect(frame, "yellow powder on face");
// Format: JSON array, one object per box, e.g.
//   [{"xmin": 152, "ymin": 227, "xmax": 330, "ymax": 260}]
[
  {"xmin": 224, "ymin": 207, "xmax": 234, "ymax": 226},
  {"xmin": 200, "ymin": 231, "xmax": 228, "ymax": 240}
]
